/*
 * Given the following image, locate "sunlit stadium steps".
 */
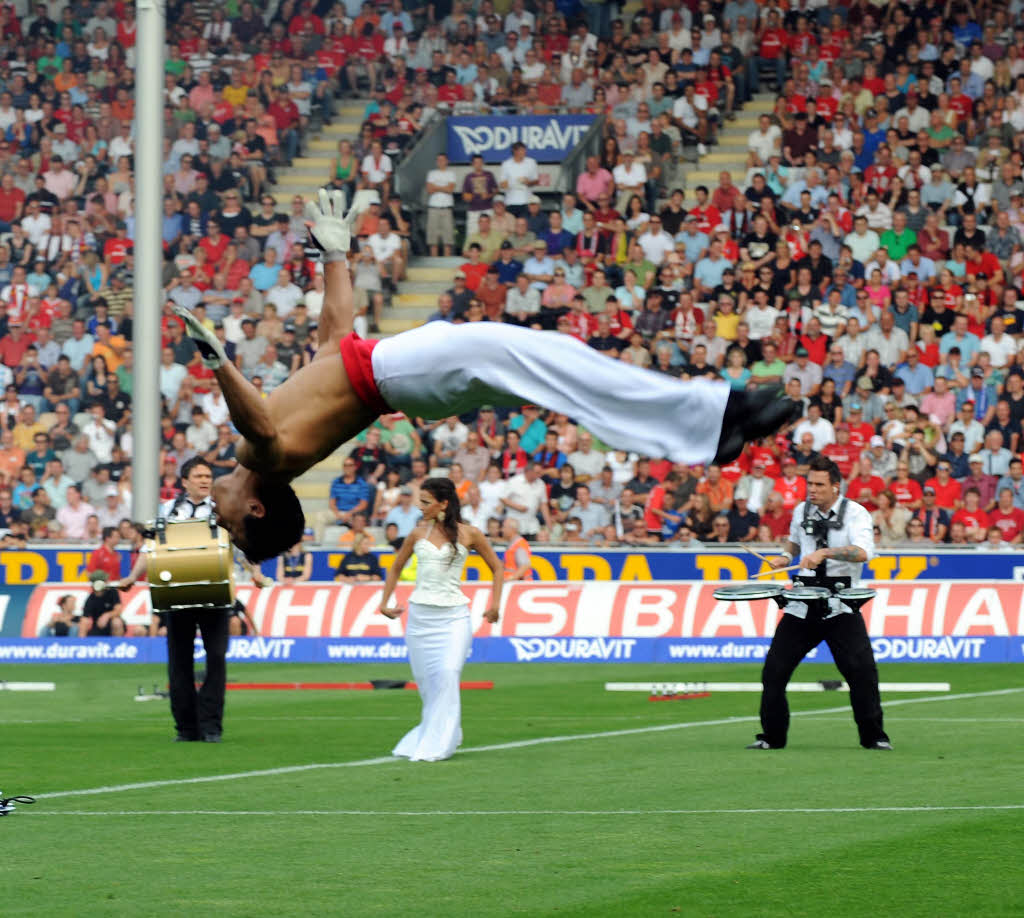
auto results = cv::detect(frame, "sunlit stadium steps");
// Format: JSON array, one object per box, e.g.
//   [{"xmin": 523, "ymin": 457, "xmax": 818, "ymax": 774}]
[
  {"xmin": 675, "ymin": 92, "xmax": 776, "ymax": 208},
  {"xmin": 264, "ymin": 101, "xmax": 366, "ymax": 200},
  {"xmin": 306, "ymin": 130, "xmax": 364, "ymax": 154}
]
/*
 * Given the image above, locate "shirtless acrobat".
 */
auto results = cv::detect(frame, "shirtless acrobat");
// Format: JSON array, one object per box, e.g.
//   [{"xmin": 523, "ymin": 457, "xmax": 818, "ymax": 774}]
[{"xmin": 177, "ymin": 191, "xmax": 800, "ymax": 561}]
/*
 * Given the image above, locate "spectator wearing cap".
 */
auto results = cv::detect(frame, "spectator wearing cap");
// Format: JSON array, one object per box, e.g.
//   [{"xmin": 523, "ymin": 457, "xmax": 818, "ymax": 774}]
[
  {"xmin": 782, "ymin": 346, "xmax": 822, "ymax": 396},
  {"xmin": 959, "ymin": 454, "xmax": 998, "ymax": 510},
  {"xmin": 490, "ymin": 240, "xmax": 523, "ymax": 286},
  {"xmin": 865, "ymin": 434, "xmax": 898, "ymax": 482},
  {"xmin": 957, "ymin": 367, "xmax": 997, "ymax": 424}
]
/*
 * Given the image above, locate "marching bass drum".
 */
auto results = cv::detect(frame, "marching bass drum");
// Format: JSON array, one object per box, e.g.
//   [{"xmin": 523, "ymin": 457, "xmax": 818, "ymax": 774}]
[{"xmin": 147, "ymin": 518, "xmax": 236, "ymax": 611}]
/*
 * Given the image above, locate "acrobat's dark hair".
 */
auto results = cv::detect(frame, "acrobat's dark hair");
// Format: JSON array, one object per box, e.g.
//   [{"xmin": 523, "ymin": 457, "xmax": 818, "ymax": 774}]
[
  {"xmin": 241, "ymin": 480, "xmax": 305, "ymax": 563},
  {"xmin": 421, "ymin": 477, "xmax": 461, "ymax": 561}
]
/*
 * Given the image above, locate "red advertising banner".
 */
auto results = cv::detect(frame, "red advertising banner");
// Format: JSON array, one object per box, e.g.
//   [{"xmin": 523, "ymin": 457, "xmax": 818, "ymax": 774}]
[{"xmin": 23, "ymin": 581, "xmax": 1024, "ymax": 639}]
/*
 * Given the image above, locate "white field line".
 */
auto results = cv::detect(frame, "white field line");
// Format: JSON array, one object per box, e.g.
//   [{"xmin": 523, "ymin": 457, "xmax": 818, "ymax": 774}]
[
  {"xmin": 27, "ymin": 804, "xmax": 1024, "ymax": 817},
  {"xmin": 37, "ymin": 687, "xmax": 1024, "ymax": 802}
]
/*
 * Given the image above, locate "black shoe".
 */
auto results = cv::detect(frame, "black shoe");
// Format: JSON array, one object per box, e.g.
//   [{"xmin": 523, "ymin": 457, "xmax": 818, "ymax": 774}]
[
  {"xmin": 714, "ymin": 386, "xmax": 803, "ymax": 464},
  {"xmin": 202, "ymin": 733, "xmax": 222, "ymax": 743},
  {"xmin": 174, "ymin": 733, "xmax": 199, "ymax": 742},
  {"xmin": 745, "ymin": 739, "xmax": 778, "ymax": 750},
  {"xmin": 867, "ymin": 739, "xmax": 893, "ymax": 750}
]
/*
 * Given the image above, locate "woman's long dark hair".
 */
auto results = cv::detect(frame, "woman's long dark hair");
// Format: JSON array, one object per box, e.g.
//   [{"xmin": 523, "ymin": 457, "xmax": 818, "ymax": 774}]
[{"xmin": 422, "ymin": 478, "xmax": 461, "ymax": 561}]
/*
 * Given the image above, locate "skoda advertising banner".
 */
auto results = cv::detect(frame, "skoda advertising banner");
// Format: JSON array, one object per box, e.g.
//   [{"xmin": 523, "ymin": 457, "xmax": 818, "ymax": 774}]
[
  {"xmin": 0, "ymin": 547, "xmax": 1018, "ymax": 585},
  {"xmin": 5, "ymin": 580, "xmax": 1024, "ymax": 664}
]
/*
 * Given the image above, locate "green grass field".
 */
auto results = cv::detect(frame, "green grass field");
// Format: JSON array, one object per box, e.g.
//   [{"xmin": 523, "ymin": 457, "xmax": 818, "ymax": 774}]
[{"xmin": 2, "ymin": 662, "xmax": 1023, "ymax": 917}]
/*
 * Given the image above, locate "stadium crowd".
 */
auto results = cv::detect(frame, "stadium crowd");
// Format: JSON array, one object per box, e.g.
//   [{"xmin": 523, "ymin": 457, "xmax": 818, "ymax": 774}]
[{"xmin": 0, "ymin": 0, "xmax": 1020, "ymax": 563}]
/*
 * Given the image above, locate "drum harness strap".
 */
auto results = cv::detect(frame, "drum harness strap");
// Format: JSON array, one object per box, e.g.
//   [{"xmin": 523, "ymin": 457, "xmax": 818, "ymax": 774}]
[{"xmin": 797, "ymin": 498, "xmax": 851, "ymax": 599}]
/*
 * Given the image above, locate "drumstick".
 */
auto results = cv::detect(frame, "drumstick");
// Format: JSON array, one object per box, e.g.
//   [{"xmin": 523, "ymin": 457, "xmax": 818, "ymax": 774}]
[
  {"xmin": 740, "ymin": 544, "xmax": 775, "ymax": 565},
  {"xmin": 753, "ymin": 562, "xmax": 803, "ymax": 578}
]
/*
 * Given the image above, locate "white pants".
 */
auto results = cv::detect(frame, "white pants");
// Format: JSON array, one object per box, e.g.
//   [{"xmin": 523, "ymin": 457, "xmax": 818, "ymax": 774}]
[
  {"xmin": 373, "ymin": 323, "xmax": 730, "ymax": 464},
  {"xmin": 392, "ymin": 602, "xmax": 472, "ymax": 762}
]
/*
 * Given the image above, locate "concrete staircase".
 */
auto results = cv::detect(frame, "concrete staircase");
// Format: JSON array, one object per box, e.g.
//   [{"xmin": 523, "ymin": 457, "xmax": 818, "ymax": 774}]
[
  {"xmin": 674, "ymin": 94, "xmax": 774, "ymax": 209},
  {"xmin": 266, "ymin": 100, "xmax": 367, "ymax": 206}
]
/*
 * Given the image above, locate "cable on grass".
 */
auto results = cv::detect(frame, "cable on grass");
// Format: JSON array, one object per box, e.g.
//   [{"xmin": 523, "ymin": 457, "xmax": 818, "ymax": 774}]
[{"xmin": 0, "ymin": 793, "xmax": 36, "ymax": 817}]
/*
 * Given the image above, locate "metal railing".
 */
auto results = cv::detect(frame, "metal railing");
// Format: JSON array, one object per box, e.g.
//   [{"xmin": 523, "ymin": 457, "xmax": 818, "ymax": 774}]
[{"xmin": 556, "ymin": 114, "xmax": 606, "ymax": 193}]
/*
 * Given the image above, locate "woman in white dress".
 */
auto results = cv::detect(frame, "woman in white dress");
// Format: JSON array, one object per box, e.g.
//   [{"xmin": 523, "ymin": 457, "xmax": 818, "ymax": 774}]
[{"xmin": 378, "ymin": 478, "xmax": 503, "ymax": 762}]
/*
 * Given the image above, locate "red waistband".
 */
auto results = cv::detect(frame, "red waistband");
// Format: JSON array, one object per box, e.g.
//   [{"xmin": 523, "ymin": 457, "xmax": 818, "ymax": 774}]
[{"xmin": 339, "ymin": 332, "xmax": 393, "ymax": 418}]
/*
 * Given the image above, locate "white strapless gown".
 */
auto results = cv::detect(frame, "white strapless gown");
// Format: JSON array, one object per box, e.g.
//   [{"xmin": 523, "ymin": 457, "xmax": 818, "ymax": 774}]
[{"xmin": 392, "ymin": 538, "xmax": 472, "ymax": 762}]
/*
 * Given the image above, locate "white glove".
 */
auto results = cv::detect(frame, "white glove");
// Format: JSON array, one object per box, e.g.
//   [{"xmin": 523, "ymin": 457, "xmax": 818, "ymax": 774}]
[
  {"xmin": 304, "ymin": 188, "xmax": 361, "ymax": 260},
  {"xmin": 174, "ymin": 304, "xmax": 228, "ymax": 370}
]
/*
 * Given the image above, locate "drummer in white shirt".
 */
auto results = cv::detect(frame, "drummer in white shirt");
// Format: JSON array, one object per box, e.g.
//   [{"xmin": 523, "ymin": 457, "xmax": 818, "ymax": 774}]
[{"xmin": 751, "ymin": 455, "xmax": 892, "ymax": 751}]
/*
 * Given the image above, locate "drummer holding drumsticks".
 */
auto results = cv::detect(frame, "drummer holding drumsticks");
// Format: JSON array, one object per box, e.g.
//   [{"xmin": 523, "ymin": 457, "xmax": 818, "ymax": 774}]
[{"xmin": 750, "ymin": 455, "xmax": 892, "ymax": 751}]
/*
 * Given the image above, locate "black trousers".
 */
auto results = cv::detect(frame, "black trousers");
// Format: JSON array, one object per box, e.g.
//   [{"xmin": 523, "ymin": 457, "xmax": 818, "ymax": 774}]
[
  {"xmin": 757, "ymin": 611, "xmax": 889, "ymax": 748},
  {"xmin": 166, "ymin": 607, "xmax": 230, "ymax": 739}
]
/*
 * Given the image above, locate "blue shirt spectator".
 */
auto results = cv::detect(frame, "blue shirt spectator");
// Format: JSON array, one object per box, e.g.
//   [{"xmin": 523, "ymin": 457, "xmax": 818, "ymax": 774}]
[
  {"xmin": 675, "ymin": 227, "xmax": 709, "ymax": 263},
  {"xmin": 895, "ymin": 360, "xmax": 935, "ymax": 396},
  {"xmin": 491, "ymin": 256, "xmax": 523, "ymax": 285},
  {"xmin": 249, "ymin": 261, "xmax": 280, "ymax": 291},
  {"xmin": 694, "ymin": 254, "xmax": 730, "ymax": 291},
  {"xmin": 940, "ymin": 328, "xmax": 981, "ymax": 362},
  {"xmin": 509, "ymin": 411, "xmax": 547, "ymax": 454},
  {"xmin": 329, "ymin": 465, "xmax": 372, "ymax": 521},
  {"xmin": 823, "ymin": 358, "xmax": 857, "ymax": 393},
  {"xmin": 385, "ymin": 494, "xmax": 422, "ymax": 537}
]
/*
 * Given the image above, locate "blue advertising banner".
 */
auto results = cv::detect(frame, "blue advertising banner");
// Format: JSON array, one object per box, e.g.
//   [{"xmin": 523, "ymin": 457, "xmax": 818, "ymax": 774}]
[
  {"xmin": 3, "ymin": 546, "xmax": 1024, "ymax": 586},
  {"xmin": 446, "ymin": 115, "xmax": 597, "ymax": 163},
  {"xmin": 0, "ymin": 636, "xmax": 1018, "ymax": 664}
]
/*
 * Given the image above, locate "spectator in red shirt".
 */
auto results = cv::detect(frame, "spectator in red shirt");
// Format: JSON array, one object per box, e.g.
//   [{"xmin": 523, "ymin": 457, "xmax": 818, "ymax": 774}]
[
  {"xmin": 86, "ymin": 526, "xmax": 123, "ymax": 580},
  {"xmin": 772, "ymin": 456, "xmax": 807, "ymax": 510},
  {"xmin": 268, "ymin": 86, "xmax": 301, "ymax": 164},
  {"xmin": 102, "ymin": 221, "xmax": 133, "ymax": 268},
  {"xmin": 0, "ymin": 172, "xmax": 24, "ymax": 231},
  {"xmin": 459, "ymin": 245, "xmax": 489, "ymax": 291},
  {"xmin": 923, "ymin": 462, "xmax": 962, "ymax": 511},
  {"xmin": 889, "ymin": 462, "xmax": 923, "ymax": 509},
  {"xmin": 988, "ymin": 487, "xmax": 1024, "ymax": 543},
  {"xmin": 0, "ymin": 321, "xmax": 35, "ymax": 369},
  {"xmin": 847, "ymin": 455, "xmax": 885, "ymax": 512},
  {"xmin": 822, "ymin": 424, "xmax": 858, "ymax": 478},
  {"xmin": 198, "ymin": 220, "xmax": 230, "ymax": 269},
  {"xmin": 437, "ymin": 69, "xmax": 465, "ymax": 104},
  {"xmin": 952, "ymin": 488, "xmax": 989, "ymax": 542},
  {"xmin": 759, "ymin": 490, "xmax": 792, "ymax": 540},
  {"xmin": 755, "ymin": 11, "xmax": 788, "ymax": 91}
]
